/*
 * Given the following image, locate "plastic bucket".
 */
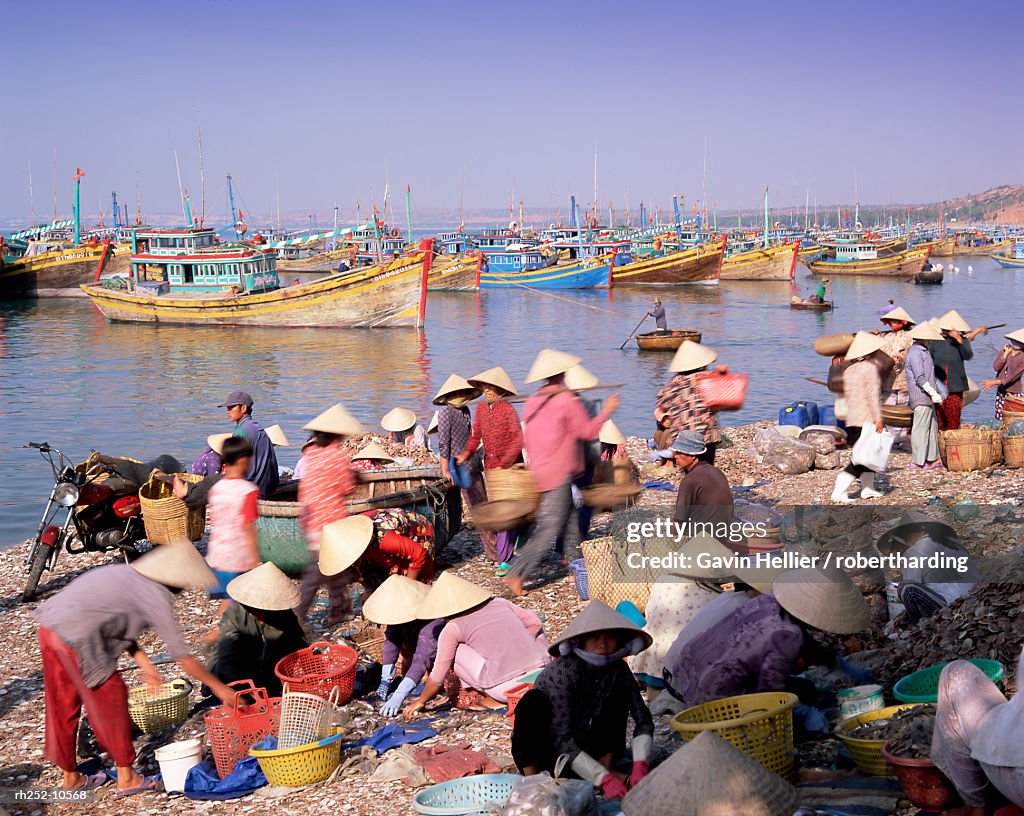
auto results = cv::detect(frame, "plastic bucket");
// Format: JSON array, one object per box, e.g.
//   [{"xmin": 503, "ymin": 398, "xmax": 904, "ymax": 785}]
[
  {"xmin": 886, "ymin": 582, "xmax": 905, "ymax": 621},
  {"xmin": 838, "ymin": 684, "xmax": 884, "ymax": 719},
  {"xmin": 155, "ymin": 738, "xmax": 203, "ymax": 793}
]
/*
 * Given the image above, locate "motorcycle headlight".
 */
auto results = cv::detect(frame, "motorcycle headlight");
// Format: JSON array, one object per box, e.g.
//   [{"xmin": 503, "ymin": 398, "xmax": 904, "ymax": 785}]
[{"xmin": 54, "ymin": 482, "xmax": 80, "ymax": 507}]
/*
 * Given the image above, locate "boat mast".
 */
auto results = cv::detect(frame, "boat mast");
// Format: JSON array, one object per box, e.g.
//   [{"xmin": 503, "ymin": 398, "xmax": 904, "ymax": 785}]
[
  {"xmin": 52, "ymin": 149, "xmax": 57, "ymax": 222},
  {"xmin": 276, "ymin": 174, "xmax": 281, "ymax": 232},
  {"xmin": 672, "ymin": 194, "xmax": 683, "ymax": 248},
  {"xmin": 28, "ymin": 161, "xmax": 36, "ymax": 222},
  {"xmin": 173, "ymin": 148, "xmax": 188, "ymax": 224},
  {"xmin": 805, "ymin": 189, "xmax": 809, "ymax": 231},
  {"xmin": 405, "ymin": 185, "xmax": 413, "ymax": 246},
  {"xmin": 763, "ymin": 186, "xmax": 769, "ymax": 249},
  {"xmin": 72, "ymin": 168, "xmax": 84, "ymax": 245},
  {"xmin": 227, "ymin": 174, "xmax": 239, "ymax": 238},
  {"xmin": 197, "ymin": 116, "xmax": 206, "ymax": 226}
]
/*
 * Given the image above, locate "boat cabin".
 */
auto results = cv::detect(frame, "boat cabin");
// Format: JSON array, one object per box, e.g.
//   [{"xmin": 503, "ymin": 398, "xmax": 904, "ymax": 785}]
[
  {"xmin": 474, "ymin": 229, "xmax": 518, "ymax": 251},
  {"xmin": 832, "ymin": 241, "xmax": 878, "ymax": 262},
  {"xmin": 483, "ymin": 247, "xmax": 553, "ymax": 273},
  {"xmin": 436, "ymin": 231, "xmax": 470, "ymax": 255}
]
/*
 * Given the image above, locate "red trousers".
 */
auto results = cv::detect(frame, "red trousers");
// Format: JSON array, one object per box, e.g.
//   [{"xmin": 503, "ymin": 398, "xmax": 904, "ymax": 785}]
[
  {"xmin": 39, "ymin": 626, "xmax": 136, "ymax": 771},
  {"xmin": 937, "ymin": 392, "xmax": 964, "ymax": 431}
]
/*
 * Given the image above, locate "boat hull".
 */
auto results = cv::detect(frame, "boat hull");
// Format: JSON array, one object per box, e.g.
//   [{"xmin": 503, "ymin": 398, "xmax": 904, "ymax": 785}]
[
  {"xmin": 993, "ymin": 254, "xmax": 1024, "ymax": 269},
  {"xmin": 720, "ymin": 243, "xmax": 799, "ymax": 281},
  {"xmin": 635, "ymin": 329, "xmax": 702, "ymax": 350},
  {"xmin": 790, "ymin": 299, "xmax": 833, "ymax": 311},
  {"xmin": 276, "ymin": 246, "xmax": 357, "ymax": 274},
  {"xmin": 1, "ymin": 244, "xmax": 112, "ymax": 298},
  {"xmin": 80, "ymin": 253, "xmax": 427, "ymax": 327},
  {"xmin": 807, "ymin": 248, "xmax": 929, "ymax": 277},
  {"xmin": 428, "ymin": 254, "xmax": 480, "ymax": 291},
  {"xmin": 952, "ymin": 238, "xmax": 1013, "ymax": 256},
  {"xmin": 914, "ymin": 269, "xmax": 945, "ymax": 284},
  {"xmin": 612, "ymin": 242, "xmax": 723, "ymax": 285},
  {"xmin": 923, "ymin": 237, "xmax": 955, "ymax": 257},
  {"xmin": 481, "ymin": 257, "xmax": 611, "ymax": 289}
]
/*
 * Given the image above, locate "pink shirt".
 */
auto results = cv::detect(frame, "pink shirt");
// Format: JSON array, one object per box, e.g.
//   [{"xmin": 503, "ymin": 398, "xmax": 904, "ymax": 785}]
[
  {"xmin": 206, "ymin": 476, "xmax": 261, "ymax": 572},
  {"xmin": 522, "ymin": 386, "xmax": 611, "ymax": 492},
  {"xmin": 429, "ymin": 598, "xmax": 549, "ymax": 687}
]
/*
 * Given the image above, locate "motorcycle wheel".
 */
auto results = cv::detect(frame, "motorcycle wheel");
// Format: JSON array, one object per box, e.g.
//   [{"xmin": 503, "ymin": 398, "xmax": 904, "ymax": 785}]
[{"xmin": 22, "ymin": 542, "xmax": 54, "ymax": 603}]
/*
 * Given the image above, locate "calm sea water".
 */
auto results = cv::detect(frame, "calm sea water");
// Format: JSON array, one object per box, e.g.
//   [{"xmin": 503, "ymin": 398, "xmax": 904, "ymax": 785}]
[{"xmin": 1, "ymin": 256, "xmax": 1017, "ymax": 545}]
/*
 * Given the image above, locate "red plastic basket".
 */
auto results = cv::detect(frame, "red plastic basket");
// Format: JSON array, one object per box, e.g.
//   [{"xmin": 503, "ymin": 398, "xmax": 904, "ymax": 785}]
[
  {"xmin": 274, "ymin": 641, "xmax": 358, "ymax": 704},
  {"xmin": 504, "ymin": 682, "xmax": 533, "ymax": 726},
  {"xmin": 696, "ymin": 370, "xmax": 749, "ymax": 412},
  {"xmin": 204, "ymin": 680, "xmax": 282, "ymax": 779}
]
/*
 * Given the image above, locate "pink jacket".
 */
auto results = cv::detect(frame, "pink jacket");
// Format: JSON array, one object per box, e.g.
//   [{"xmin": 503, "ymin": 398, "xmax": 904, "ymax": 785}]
[{"xmin": 522, "ymin": 385, "xmax": 611, "ymax": 492}]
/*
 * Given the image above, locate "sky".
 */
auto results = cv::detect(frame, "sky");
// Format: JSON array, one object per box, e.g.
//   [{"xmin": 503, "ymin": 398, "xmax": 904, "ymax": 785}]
[{"xmin": 2, "ymin": 0, "xmax": 1022, "ymax": 226}]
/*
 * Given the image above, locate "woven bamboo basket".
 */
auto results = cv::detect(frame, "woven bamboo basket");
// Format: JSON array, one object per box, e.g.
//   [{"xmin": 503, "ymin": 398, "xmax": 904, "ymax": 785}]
[
  {"xmin": 938, "ymin": 427, "xmax": 1002, "ymax": 472},
  {"xmin": 1002, "ymin": 435, "xmax": 1024, "ymax": 469},
  {"xmin": 352, "ymin": 623, "xmax": 386, "ymax": 663},
  {"xmin": 580, "ymin": 536, "xmax": 653, "ymax": 615},
  {"xmin": 1002, "ymin": 409, "xmax": 1024, "ymax": 430},
  {"xmin": 138, "ymin": 474, "xmax": 206, "ymax": 543},
  {"xmin": 484, "ymin": 466, "xmax": 539, "ymax": 510}
]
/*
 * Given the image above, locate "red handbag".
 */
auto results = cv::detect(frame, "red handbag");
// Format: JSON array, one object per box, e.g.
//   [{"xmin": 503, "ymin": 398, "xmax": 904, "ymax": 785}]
[{"xmin": 696, "ymin": 370, "xmax": 749, "ymax": 411}]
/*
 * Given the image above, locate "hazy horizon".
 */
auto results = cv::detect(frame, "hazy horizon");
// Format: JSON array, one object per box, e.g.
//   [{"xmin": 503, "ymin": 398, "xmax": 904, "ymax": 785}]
[{"xmin": 2, "ymin": 0, "xmax": 1022, "ymax": 226}]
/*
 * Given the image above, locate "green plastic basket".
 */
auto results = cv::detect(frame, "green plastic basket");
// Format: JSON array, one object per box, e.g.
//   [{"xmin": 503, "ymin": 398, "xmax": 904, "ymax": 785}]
[{"xmin": 893, "ymin": 659, "xmax": 1004, "ymax": 703}]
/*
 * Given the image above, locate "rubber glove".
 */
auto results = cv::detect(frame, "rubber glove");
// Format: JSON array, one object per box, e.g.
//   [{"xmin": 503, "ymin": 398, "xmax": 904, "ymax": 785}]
[
  {"xmin": 629, "ymin": 761, "xmax": 649, "ymax": 787},
  {"xmin": 793, "ymin": 703, "xmax": 830, "ymax": 735},
  {"xmin": 376, "ymin": 664, "xmax": 396, "ymax": 700},
  {"xmin": 922, "ymin": 383, "xmax": 943, "ymax": 404},
  {"xmin": 380, "ymin": 677, "xmax": 417, "ymax": 717},
  {"xmin": 838, "ymin": 654, "xmax": 874, "ymax": 684},
  {"xmin": 599, "ymin": 774, "xmax": 628, "ymax": 799}
]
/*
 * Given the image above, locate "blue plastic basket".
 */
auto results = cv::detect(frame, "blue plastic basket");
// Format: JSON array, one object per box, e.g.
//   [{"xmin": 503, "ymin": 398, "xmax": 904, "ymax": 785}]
[
  {"xmin": 569, "ymin": 558, "xmax": 589, "ymax": 600},
  {"xmin": 412, "ymin": 774, "xmax": 521, "ymax": 815}
]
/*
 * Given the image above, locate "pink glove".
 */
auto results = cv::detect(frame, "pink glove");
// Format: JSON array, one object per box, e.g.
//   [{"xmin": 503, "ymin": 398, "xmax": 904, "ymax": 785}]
[
  {"xmin": 599, "ymin": 774, "xmax": 628, "ymax": 799},
  {"xmin": 629, "ymin": 760, "xmax": 649, "ymax": 787}
]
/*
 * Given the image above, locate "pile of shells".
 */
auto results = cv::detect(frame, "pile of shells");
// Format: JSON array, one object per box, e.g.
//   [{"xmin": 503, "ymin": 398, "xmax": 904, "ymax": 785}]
[
  {"xmin": 849, "ymin": 704, "xmax": 934, "ymax": 745},
  {"xmin": 886, "ymin": 711, "xmax": 936, "ymax": 759},
  {"xmin": 340, "ymin": 433, "xmax": 440, "ymax": 467}
]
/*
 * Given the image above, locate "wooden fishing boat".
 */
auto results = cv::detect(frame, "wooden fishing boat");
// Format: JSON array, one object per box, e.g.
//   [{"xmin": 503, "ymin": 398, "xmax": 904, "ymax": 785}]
[
  {"xmin": 808, "ymin": 244, "xmax": 929, "ymax": 277},
  {"xmin": 993, "ymin": 243, "xmax": 1024, "ymax": 268},
  {"xmin": 720, "ymin": 242, "xmax": 799, "ymax": 281},
  {"xmin": 1, "ymin": 241, "xmax": 115, "ymax": 298},
  {"xmin": 276, "ymin": 245, "xmax": 357, "ymax": 274},
  {"xmin": 635, "ymin": 329, "xmax": 702, "ymax": 350},
  {"xmin": 80, "ymin": 226, "xmax": 431, "ymax": 327},
  {"xmin": 921, "ymin": 236, "xmax": 955, "ymax": 257},
  {"xmin": 790, "ymin": 297, "xmax": 833, "ymax": 311},
  {"xmin": 427, "ymin": 253, "xmax": 480, "ymax": 291},
  {"xmin": 481, "ymin": 255, "xmax": 612, "ymax": 289},
  {"xmin": 256, "ymin": 467, "xmax": 462, "ymax": 575},
  {"xmin": 612, "ymin": 240, "xmax": 724, "ymax": 285},
  {"xmin": 951, "ymin": 235, "xmax": 1013, "ymax": 256}
]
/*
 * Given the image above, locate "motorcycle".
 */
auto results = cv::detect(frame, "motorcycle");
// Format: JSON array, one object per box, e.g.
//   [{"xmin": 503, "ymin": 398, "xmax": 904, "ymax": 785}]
[{"xmin": 21, "ymin": 442, "xmax": 146, "ymax": 602}]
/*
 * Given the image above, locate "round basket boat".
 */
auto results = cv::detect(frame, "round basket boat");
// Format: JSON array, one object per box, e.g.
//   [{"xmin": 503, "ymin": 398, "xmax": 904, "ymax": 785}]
[{"xmin": 636, "ymin": 329, "xmax": 702, "ymax": 351}]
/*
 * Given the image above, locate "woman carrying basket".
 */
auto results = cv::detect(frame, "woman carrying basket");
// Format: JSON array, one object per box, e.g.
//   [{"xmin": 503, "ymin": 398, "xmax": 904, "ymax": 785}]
[{"xmin": 981, "ymin": 328, "xmax": 1024, "ymax": 421}]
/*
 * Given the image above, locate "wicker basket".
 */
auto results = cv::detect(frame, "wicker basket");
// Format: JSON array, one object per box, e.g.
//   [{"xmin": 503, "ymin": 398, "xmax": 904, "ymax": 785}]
[
  {"xmin": 938, "ymin": 427, "xmax": 1002, "ymax": 472},
  {"xmin": 249, "ymin": 729, "xmax": 345, "ymax": 787},
  {"xmin": 1002, "ymin": 436, "xmax": 1024, "ymax": 469},
  {"xmin": 580, "ymin": 536, "xmax": 654, "ymax": 615},
  {"xmin": 275, "ymin": 641, "xmax": 358, "ymax": 704},
  {"xmin": 669, "ymin": 692, "xmax": 798, "ymax": 779},
  {"xmin": 1002, "ymin": 409, "xmax": 1024, "ymax": 430},
  {"xmin": 128, "ymin": 678, "xmax": 193, "ymax": 734},
  {"xmin": 484, "ymin": 466, "xmax": 539, "ymax": 510},
  {"xmin": 881, "ymin": 404, "xmax": 914, "ymax": 428},
  {"xmin": 138, "ymin": 474, "xmax": 206, "ymax": 543},
  {"xmin": 836, "ymin": 704, "xmax": 922, "ymax": 776},
  {"xmin": 352, "ymin": 623, "xmax": 386, "ymax": 663}
]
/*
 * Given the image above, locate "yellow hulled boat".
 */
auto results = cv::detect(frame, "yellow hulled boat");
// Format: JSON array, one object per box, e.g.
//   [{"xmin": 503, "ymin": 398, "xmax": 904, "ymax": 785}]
[
  {"xmin": 720, "ymin": 242, "xmax": 799, "ymax": 281},
  {"xmin": 1, "ymin": 242, "xmax": 114, "ymax": 298},
  {"xmin": 808, "ymin": 244, "xmax": 929, "ymax": 277},
  {"xmin": 427, "ymin": 253, "xmax": 480, "ymax": 291},
  {"xmin": 612, "ymin": 240, "xmax": 724, "ymax": 285}
]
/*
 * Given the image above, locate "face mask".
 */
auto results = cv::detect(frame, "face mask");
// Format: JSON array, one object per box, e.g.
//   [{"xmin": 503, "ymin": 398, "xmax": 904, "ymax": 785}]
[{"xmin": 446, "ymin": 394, "xmax": 473, "ymax": 409}]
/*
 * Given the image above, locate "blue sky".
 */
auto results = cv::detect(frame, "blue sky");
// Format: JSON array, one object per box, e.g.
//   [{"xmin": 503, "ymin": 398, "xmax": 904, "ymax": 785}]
[{"xmin": 2, "ymin": 0, "xmax": 1021, "ymax": 224}]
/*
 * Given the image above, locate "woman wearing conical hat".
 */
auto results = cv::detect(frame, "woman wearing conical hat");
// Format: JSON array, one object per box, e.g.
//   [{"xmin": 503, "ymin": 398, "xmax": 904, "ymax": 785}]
[
  {"xmin": 295, "ymin": 404, "xmax": 362, "ymax": 625},
  {"xmin": 981, "ymin": 328, "xmax": 1024, "ymax": 422},
  {"xmin": 381, "ymin": 407, "xmax": 429, "ymax": 450},
  {"xmin": 455, "ymin": 367, "xmax": 524, "ymax": 573},
  {"xmin": 931, "ymin": 310, "xmax": 989, "ymax": 431},
  {"xmin": 905, "ymin": 321, "xmax": 946, "ymax": 470},
  {"xmin": 511, "ymin": 601, "xmax": 654, "ymax": 799},
  {"xmin": 320, "ymin": 510, "xmax": 435, "ymax": 592},
  {"xmin": 878, "ymin": 306, "xmax": 916, "ymax": 448},
  {"xmin": 350, "ymin": 440, "xmax": 395, "ymax": 473},
  {"xmin": 654, "ymin": 341, "xmax": 725, "ymax": 464}
]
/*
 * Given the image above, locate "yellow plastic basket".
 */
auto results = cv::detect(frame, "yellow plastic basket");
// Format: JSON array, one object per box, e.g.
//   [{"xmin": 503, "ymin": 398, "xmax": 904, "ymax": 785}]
[
  {"xmin": 127, "ymin": 678, "xmax": 193, "ymax": 734},
  {"xmin": 669, "ymin": 692, "xmax": 798, "ymax": 779},
  {"xmin": 836, "ymin": 704, "xmax": 922, "ymax": 776},
  {"xmin": 249, "ymin": 729, "xmax": 345, "ymax": 787}
]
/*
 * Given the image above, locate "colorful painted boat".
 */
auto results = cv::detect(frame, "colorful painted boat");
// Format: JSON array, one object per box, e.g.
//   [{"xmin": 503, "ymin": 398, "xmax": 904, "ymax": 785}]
[
  {"xmin": 808, "ymin": 245, "xmax": 929, "ymax": 277},
  {"xmin": 993, "ymin": 243, "xmax": 1024, "ymax": 268},
  {"xmin": 798, "ymin": 242, "xmax": 822, "ymax": 261},
  {"xmin": 635, "ymin": 329, "xmax": 703, "ymax": 350},
  {"xmin": 427, "ymin": 253, "xmax": 481, "ymax": 291},
  {"xmin": 256, "ymin": 467, "xmax": 462, "ymax": 575},
  {"xmin": 720, "ymin": 242, "xmax": 799, "ymax": 281},
  {"xmin": 1, "ymin": 241, "xmax": 115, "ymax": 298},
  {"xmin": 276, "ymin": 245, "xmax": 358, "ymax": 275},
  {"xmin": 611, "ymin": 241, "xmax": 724, "ymax": 286},
  {"xmin": 951, "ymin": 235, "xmax": 1013, "ymax": 256},
  {"xmin": 480, "ymin": 255, "xmax": 612, "ymax": 289},
  {"xmin": 921, "ymin": 236, "xmax": 955, "ymax": 257}
]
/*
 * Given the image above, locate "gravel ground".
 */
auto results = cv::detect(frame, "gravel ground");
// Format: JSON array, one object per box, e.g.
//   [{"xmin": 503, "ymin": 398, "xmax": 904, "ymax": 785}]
[{"xmin": 2, "ymin": 422, "xmax": 1021, "ymax": 815}]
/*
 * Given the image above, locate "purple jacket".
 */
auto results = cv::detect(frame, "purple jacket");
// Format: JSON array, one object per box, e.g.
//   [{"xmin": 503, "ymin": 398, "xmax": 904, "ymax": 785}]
[
  {"xmin": 382, "ymin": 619, "xmax": 445, "ymax": 684},
  {"xmin": 190, "ymin": 448, "xmax": 222, "ymax": 477},
  {"xmin": 906, "ymin": 342, "xmax": 939, "ymax": 409}
]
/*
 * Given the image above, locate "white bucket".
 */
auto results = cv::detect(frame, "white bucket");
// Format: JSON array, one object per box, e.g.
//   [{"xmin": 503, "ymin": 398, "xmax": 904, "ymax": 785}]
[
  {"xmin": 154, "ymin": 738, "xmax": 203, "ymax": 794},
  {"xmin": 886, "ymin": 582, "xmax": 905, "ymax": 621},
  {"xmin": 837, "ymin": 684, "xmax": 884, "ymax": 719}
]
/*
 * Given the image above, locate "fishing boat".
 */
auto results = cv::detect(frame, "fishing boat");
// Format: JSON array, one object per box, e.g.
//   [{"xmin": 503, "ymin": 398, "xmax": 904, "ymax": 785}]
[
  {"xmin": 611, "ymin": 240, "xmax": 724, "ymax": 286},
  {"xmin": 480, "ymin": 254, "xmax": 613, "ymax": 289},
  {"xmin": 427, "ymin": 252, "xmax": 481, "ymax": 291},
  {"xmin": 635, "ymin": 329, "xmax": 703, "ymax": 350},
  {"xmin": 790, "ymin": 297, "xmax": 833, "ymax": 311},
  {"xmin": 720, "ymin": 241, "xmax": 799, "ymax": 281},
  {"xmin": 807, "ymin": 241, "xmax": 929, "ymax": 277},
  {"xmin": 951, "ymin": 232, "xmax": 1013, "ymax": 256},
  {"xmin": 1, "ymin": 240, "xmax": 116, "ymax": 298},
  {"xmin": 914, "ymin": 265, "xmax": 945, "ymax": 284},
  {"xmin": 256, "ymin": 467, "xmax": 462, "ymax": 575},
  {"xmin": 80, "ymin": 226, "xmax": 432, "ymax": 327},
  {"xmin": 922, "ymin": 236, "xmax": 955, "ymax": 257},
  {"xmin": 993, "ymin": 242, "xmax": 1024, "ymax": 269},
  {"xmin": 798, "ymin": 242, "xmax": 823, "ymax": 262}
]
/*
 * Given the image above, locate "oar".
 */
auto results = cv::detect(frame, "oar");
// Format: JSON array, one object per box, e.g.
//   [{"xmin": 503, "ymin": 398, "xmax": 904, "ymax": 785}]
[
  {"xmin": 619, "ymin": 314, "xmax": 649, "ymax": 349},
  {"xmin": 805, "ymin": 377, "xmax": 829, "ymax": 387}
]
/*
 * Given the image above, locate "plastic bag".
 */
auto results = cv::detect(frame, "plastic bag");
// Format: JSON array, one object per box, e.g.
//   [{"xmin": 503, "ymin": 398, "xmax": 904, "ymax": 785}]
[
  {"xmin": 763, "ymin": 436, "xmax": 817, "ymax": 474},
  {"xmin": 500, "ymin": 772, "xmax": 599, "ymax": 816},
  {"xmin": 850, "ymin": 426, "xmax": 894, "ymax": 471},
  {"xmin": 802, "ymin": 431, "xmax": 836, "ymax": 455},
  {"xmin": 814, "ymin": 452, "xmax": 842, "ymax": 470}
]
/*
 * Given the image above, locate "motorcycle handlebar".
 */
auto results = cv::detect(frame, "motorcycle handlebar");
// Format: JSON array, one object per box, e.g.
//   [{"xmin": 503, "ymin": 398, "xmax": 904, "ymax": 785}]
[{"xmin": 26, "ymin": 442, "xmax": 50, "ymax": 451}]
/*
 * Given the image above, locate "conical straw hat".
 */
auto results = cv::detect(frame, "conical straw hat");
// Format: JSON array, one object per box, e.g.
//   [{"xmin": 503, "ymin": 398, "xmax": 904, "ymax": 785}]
[
  {"xmin": 227, "ymin": 562, "xmax": 300, "ymax": 610},
  {"xmin": 669, "ymin": 535, "xmax": 737, "ymax": 581},
  {"xmin": 564, "ymin": 364, "xmax": 599, "ymax": 391},
  {"xmin": 467, "ymin": 366, "xmax": 518, "ymax": 396},
  {"xmin": 937, "ymin": 310, "xmax": 971, "ymax": 332},
  {"xmin": 773, "ymin": 563, "xmax": 871, "ymax": 634},
  {"xmin": 265, "ymin": 424, "xmax": 290, "ymax": 447},
  {"xmin": 908, "ymin": 322, "xmax": 943, "ymax": 342},
  {"xmin": 132, "ymin": 541, "xmax": 218, "ymax": 590},
  {"xmin": 303, "ymin": 403, "xmax": 363, "ymax": 436},
  {"xmin": 207, "ymin": 433, "xmax": 232, "ymax": 456},
  {"xmin": 352, "ymin": 441, "xmax": 394, "ymax": 463},
  {"xmin": 1005, "ymin": 328, "xmax": 1024, "ymax": 346},
  {"xmin": 876, "ymin": 509, "xmax": 957, "ymax": 556},
  {"xmin": 844, "ymin": 331, "xmax": 885, "ymax": 361},
  {"xmin": 880, "ymin": 306, "xmax": 915, "ymax": 324},
  {"xmin": 599, "ymin": 420, "xmax": 626, "ymax": 445},
  {"xmin": 525, "ymin": 349, "xmax": 581, "ymax": 383},
  {"xmin": 319, "ymin": 515, "xmax": 375, "ymax": 576},
  {"xmin": 432, "ymin": 374, "xmax": 480, "ymax": 405},
  {"xmin": 548, "ymin": 600, "xmax": 652, "ymax": 656},
  {"xmin": 381, "ymin": 407, "xmax": 417, "ymax": 433},
  {"xmin": 427, "ymin": 411, "xmax": 439, "ymax": 434},
  {"xmin": 669, "ymin": 340, "xmax": 717, "ymax": 373},
  {"xmin": 362, "ymin": 574, "xmax": 431, "ymax": 625},
  {"xmin": 620, "ymin": 731, "xmax": 799, "ymax": 816},
  {"xmin": 731, "ymin": 551, "xmax": 792, "ymax": 595},
  {"xmin": 415, "ymin": 571, "xmax": 492, "ymax": 620}
]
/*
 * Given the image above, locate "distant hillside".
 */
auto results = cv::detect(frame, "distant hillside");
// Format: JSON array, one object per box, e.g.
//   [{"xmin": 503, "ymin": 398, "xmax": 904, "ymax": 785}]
[{"xmin": 938, "ymin": 185, "xmax": 1024, "ymax": 224}]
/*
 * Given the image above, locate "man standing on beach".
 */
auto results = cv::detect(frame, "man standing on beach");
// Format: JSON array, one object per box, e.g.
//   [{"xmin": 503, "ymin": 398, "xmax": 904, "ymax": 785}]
[{"xmin": 219, "ymin": 390, "xmax": 279, "ymax": 497}]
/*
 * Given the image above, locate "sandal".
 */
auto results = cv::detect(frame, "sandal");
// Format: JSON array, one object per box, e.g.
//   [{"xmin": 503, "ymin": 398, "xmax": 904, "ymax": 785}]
[
  {"xmin": 67, "ymin": 772, "xmax": 110, "ymax": 791},
  {"xmin": 114, "ymin": 775, "xmax": 161, "ymax": 798},
  {"xmin": 494, "ymin": 562, "xmax": 510, "ymax": 577}
]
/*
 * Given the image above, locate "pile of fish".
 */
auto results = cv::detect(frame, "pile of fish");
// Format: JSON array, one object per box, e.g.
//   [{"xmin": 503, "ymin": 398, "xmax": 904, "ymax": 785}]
[
  {"xmin": 341, "ymin": 433, "xmax": 441, "ymax": 467},
  {"xmin": 850, "ymin": 704, "xmax": 936, "ymax": 760}
]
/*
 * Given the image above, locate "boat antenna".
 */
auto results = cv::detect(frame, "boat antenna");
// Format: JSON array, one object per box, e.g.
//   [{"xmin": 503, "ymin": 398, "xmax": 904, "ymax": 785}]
[
  {"xmin": 173, "ymin": 143, "xmax": 187, "ymax": 224},
  {"xmin": 28, "ymin": 160, "xmax": 36, "ymax": 222},
  {"xmin": 52, "ymin": 148, "xmax": 57, "ymax": 222},
  {"xmin": 135, "ymin": 171, "xmax": 142, "ymax": 223},
  {"xmin": 405, "ymin": 184, "xmax": 413, "ymax": 246},
  {"xmin": 459, "ymin": 163, "xmax": 466, "ymax": 231},
  {"xmin": 197, "ymin": 112, "xmax": 206, "ymax": 227},
  {"xmin": 276, "ymin": 174, "xmax": 281, "ymax": 232},
  {"xmin": 593, "ymin": 145, "xmax": 598, "ymax": 215}
]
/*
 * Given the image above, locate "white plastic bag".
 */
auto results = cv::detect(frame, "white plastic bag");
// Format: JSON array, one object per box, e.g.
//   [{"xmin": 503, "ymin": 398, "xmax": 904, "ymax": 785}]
[
  {"xmin": 500, "ymin": 771, "xmax": 599, "ymax": 816},
  {"xmin": 850, "ymin": 426, "xmax": 894, "ymax": 471}
]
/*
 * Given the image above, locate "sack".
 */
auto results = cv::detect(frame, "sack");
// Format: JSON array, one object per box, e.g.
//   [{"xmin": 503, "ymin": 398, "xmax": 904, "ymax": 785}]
[
  {"xmin": 696, "ymin": 370, "xmax": 749, "ymax": 412},
  {"xmin": 850, "ymin": 426, "xmax": 894, "ymax": 471},
  {"xmin": 500, "ymin": 771, "xmax": 599, "ymax": 816}
]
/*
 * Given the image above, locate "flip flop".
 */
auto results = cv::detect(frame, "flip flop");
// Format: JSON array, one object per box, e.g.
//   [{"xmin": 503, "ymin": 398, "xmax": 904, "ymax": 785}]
[
  {"xmin": 114, "ymin": 775, "xmax": 161, "ymax": 798},
  {"xmin": 68, "ymin": 772, "xmax": 110, "ymax": 791}
]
